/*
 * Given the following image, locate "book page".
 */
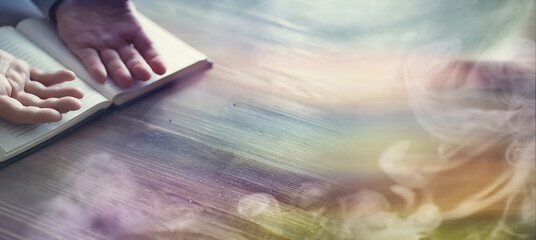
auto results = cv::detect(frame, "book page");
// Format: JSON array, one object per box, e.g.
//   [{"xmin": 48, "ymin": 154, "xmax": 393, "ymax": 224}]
[
  {"xmin": 0, "ymin": 26, "xmax": 109, "ymax": 155},
  {"xmin": 16, "ymin": 16, "xmax": 207, "ymax": 103}
]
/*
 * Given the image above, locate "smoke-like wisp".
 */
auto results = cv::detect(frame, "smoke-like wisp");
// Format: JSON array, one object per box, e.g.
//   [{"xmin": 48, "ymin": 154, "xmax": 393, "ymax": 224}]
[{"xmin": 392, "ymin": 36, "xmax": 535, "ymax": 239}]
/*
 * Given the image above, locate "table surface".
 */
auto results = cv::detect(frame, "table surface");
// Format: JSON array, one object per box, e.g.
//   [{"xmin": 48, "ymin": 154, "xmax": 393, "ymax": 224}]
[{"xmin": 1, "ymin": 0, "xmax": 535, "ymax": 239}]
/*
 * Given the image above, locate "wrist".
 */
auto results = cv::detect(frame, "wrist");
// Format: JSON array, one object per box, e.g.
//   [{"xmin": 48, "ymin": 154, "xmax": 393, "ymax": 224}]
[
  {"xmin": 49, "ymin": 0, "xmax": 67, "ymax": 24},
  {"xmin": 55, "ymin": 0, "xmax": 133, "ymax": 18},
  {"xmin": 59, "ymin": 0, "xmax": 130, "ymax": 8}
]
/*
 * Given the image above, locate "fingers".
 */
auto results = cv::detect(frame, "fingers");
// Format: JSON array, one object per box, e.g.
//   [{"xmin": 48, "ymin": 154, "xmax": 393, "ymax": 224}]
[
  {"xmin": 30, "ymin": 68, "xmax": 76, "ymax": 86},
  {"xmin": 0, "ymin": 95, "xmax": 61, "ymax": 124},
  {"xmin": 65, "ymin": 31, "xmax": 166, "ymax": 87},
  {"xmin": 15, "ymin": 92, "xmax": 82, "ymax": 114},
  {"xmin": 26, "ymin": 68, "xmax": 84, "ymax": 113},
  {"xmin": 76, "ymin": 46, "xmax": 155, "ymax": 87},
  {"xmin": 118, "ymin": 45, "xmax": 152, "ymax": 81},
  {"xmin": 100, "ymin": 49, "xmax": 134, "ymax": 88},
  {"xmin": 25, "ymin": 81, "xmax": 84, "ymax": 99},
  {"xmin": 72, "ymin": 47, "xmax": 107, "ymax": 83},
  {"xmin": 133, "ymin": 31, "xmax": 166, "ymax": 75}
]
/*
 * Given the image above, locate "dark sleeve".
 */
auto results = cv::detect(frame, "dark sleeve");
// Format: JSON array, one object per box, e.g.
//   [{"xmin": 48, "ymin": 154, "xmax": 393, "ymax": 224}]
[{"xmin": 30, "ymin": 0, "xmax": 65, "ymax": 23}]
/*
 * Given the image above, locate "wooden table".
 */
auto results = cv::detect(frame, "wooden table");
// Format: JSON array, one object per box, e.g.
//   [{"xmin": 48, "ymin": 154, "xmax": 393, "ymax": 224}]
[{"xmin": 1, "ymin": 0, "xmax": 534, "ymax": 239}]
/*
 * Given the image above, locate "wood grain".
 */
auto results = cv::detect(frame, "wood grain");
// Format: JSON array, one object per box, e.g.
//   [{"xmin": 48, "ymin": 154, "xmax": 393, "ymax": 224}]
[{"xmin": 1, "ymin": 0, "xmax": 534, "ymax": 239}]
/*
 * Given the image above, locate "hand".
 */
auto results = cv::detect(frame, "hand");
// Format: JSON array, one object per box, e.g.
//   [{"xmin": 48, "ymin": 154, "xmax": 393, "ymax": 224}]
[
  {"xmin": 55, "ymin": 0, "xmax": 167, "ymax": 88},
  {"xmin": 424, "ymin": 60, "xmax": 535, "ymax": 95},
  {"xmin": 0, "ymin": 50, "xmax": 84, "ymax": 124}
]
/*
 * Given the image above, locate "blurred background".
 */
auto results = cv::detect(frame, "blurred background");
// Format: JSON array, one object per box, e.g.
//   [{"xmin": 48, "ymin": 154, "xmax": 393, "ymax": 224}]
[{"xmin": 137, "ymin": 1, "xmax": 535, "ymax": 239}]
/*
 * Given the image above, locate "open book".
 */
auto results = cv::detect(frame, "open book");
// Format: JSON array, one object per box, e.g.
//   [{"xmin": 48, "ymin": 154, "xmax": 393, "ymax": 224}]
[{"xmin": 0, "ymin": 15, "xmax": 210, "ymax": 166}]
